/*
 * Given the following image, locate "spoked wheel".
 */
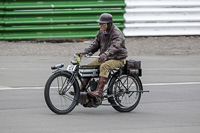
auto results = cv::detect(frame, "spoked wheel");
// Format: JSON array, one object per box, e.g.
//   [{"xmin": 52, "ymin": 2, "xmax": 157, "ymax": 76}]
[
  {"xmin": 108, "ymin": 75, "xmax": 142, "ymax": 112},
  {"xmin": 44, "ymin": 72, "xmax": 79, "ymax": 114}
]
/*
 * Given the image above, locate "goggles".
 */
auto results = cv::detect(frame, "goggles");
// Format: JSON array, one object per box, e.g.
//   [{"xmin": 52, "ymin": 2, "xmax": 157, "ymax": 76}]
[{"xmin": 99, "ymin": 23, "xmax": 107, "ymax": 28}]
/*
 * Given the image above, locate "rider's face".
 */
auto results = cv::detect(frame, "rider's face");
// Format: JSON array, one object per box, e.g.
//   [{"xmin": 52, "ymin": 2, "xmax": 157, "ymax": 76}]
[{"xmin": 99, "ymin": 23, "xmax": 107, "ymax": 31}]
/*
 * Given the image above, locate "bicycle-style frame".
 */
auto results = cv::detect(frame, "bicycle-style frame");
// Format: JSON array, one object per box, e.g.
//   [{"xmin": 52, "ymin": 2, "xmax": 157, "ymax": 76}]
[{"xmin": 44, "ymin": 54, "xmax": 148, "ymax": 114}]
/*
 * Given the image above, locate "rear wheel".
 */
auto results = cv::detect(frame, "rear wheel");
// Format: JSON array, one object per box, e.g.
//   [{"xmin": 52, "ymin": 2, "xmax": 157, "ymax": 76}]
[
  {"xmin": 108, "ymin": 75, "xmax": 142, "ymax": 112},
  {"xmin": 44, "ymin": 72, "xmax": 79, "ymax": 114}
]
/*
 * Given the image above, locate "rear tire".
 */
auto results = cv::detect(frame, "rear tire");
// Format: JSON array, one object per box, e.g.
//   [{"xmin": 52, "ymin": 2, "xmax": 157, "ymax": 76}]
[
  {"xmin": 108, "ymin": 75, "xmax": 142, "ymax": 112},
  {"xmin": 44, "ymin": 72, "xmax": 79, "ymax": 114}
]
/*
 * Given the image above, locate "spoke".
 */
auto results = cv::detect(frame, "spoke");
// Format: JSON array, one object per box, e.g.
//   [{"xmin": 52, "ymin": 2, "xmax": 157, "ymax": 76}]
[
  {"xmin": 62, "ymin": 73, "xmax": 77, "ymax": 94},
  {"xmin": 61, "ymin": 77, "xmax": 68, "ymax": 90},
  {"xmin": 115, "ymin": 77, "xmax": 127, "ymax": 89},
  {"xmin": 119, "ymin": 79, "xmax": 129, "ymax": 90},
  {"xmin": 61, "ymin": 76, "xmax": 64, "ymax": 86},
  {"xmin": 115, "ymin": 81, "xmax": 121, "ymax": 90},
  {"xmin": 128, "ymin": 90, "xmax": 139, "ymax": 98},
  {"xmin": 127, "ymin": 80, "xmax": 134, "ymax": 90},
  {"xmin": 59, "ymin": 95, "xmax": 63, "ymax": 109},
  {"xmin": 51, "ymin": 87, "xmax": 60, "ymax": 93},
  {"xmin": 63, "ymin": 94, "xmax": 74, "ymax": 101},
  {"xmin": 129, "ymin": 92, "xmax": 134, "ymax": 97},
  {"xmin": 115, "ymin": 80, "xmax": 126, "ymax": 90},
  {"xmin": 121, "ymin": 78, "xmax": 128, "ymax": 89},
  {"xmin": 127, "ymin": 76, "xmax": 128, "ymax": 90},
  {"xmin": 121, "ymin": 94, "xmax": 127, "ymax": 106},
  {"xmin": 59, "ymin": 77, "xmax": 69, "ymax": 93},
  {"xmin": 57, "ymin": 77, "xmax": 60, "ymax": 92}
]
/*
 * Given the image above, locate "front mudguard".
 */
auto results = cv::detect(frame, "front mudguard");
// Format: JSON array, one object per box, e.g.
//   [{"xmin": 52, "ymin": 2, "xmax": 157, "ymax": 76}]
[{"xmin": 53, "ymin": 69, "xmax": 70, "ymax": 74}]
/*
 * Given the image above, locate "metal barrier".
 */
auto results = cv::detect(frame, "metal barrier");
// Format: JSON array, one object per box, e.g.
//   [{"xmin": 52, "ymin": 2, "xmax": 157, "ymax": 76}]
[
  {"xmin": 123, "ymin": 0, "xmax": 200, "ymax": 36},
  {"xmin": 0, "ymin": 0, "xmax": 125, "ymax": 39},
  {"xmin": 1, "ymin": 0, "xmax": 200, "ymax": 39}
]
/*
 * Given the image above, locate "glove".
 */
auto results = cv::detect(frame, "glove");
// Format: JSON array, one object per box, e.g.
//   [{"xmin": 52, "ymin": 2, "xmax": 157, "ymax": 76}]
[
  {"xmin": 98, "ymin": 53, "xmax": 108, "ymax": 63},
  {"xmin": 76, "ymin": 51, "xmax": 87, "ymax": 57}
]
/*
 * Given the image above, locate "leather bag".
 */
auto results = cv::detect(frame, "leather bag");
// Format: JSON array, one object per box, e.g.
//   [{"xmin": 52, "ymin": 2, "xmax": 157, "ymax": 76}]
[{"xmin": 126, "ymin": 60, "xmax": 142, "ymax": 76}]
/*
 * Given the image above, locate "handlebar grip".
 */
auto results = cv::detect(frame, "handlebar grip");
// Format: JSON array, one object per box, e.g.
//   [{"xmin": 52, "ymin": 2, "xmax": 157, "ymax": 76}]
[
  {"xmin": 88, "ymin": 52, "xmax": 93, "ymax": 56},
  {"xmin": 51, "ymin": 63, "xmax": 64, "ymax": 70}
]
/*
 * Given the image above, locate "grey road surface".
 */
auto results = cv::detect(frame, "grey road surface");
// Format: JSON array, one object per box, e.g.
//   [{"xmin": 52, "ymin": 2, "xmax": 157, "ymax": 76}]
[
  {"xmin": 0, "ymin": 56, "xmax": 200, "ymax": 133},
  {"xmin": 0, "ymin": 56, "xmax": 200, "ymax": 87}
]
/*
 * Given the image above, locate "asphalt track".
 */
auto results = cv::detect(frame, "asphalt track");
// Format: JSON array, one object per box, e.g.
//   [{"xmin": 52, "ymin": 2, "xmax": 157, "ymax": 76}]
[{"xmin": 0, "ymin": 56, "xmax": 200, "ymax": 133}]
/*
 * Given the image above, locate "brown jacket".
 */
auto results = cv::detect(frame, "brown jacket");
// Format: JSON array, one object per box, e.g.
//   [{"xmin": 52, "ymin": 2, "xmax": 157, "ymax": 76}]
[{"xmin": 84, "ymin": 24, "xmax": 128, "ymax": 60}]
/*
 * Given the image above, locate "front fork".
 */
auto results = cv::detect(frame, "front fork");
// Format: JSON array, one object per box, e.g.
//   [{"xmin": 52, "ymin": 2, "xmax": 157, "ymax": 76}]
[{"xmin": 59, "ymin": 72, "xmax": 79, "ymax": 95}]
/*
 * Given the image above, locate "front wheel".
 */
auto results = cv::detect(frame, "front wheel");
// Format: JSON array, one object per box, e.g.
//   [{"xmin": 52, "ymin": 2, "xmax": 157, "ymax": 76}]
[
  {"xmin": 108, "ymin": 75, "xmax": 142, "ymax": 112},
  {"xmin": 44, "ymin": 72, "xmax": 79, "ymax": 114}
]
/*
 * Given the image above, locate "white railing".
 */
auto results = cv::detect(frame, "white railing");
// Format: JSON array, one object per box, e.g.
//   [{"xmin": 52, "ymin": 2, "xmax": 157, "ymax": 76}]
[{"xmin": 123, "ymin": 0, "xmax": 200, "ymax": 36}]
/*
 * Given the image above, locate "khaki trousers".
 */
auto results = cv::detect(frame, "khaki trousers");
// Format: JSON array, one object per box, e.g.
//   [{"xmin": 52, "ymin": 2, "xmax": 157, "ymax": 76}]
[{"xmin": 88, "ymin": 58, "xmax": 126, "ymax": 78}]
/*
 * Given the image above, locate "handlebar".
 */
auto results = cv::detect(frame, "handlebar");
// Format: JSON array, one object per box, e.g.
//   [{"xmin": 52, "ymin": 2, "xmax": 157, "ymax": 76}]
[
  {"xmin": 84, "ymin": 52, "xmax": 99, "ymax": 58},
  {"xmin": 84, "ymin": 54, "xmax": 99, "ymax": 58},
  {"xmin": 71, "ymin": 53, "xmax": 99, "ymax": 64}
]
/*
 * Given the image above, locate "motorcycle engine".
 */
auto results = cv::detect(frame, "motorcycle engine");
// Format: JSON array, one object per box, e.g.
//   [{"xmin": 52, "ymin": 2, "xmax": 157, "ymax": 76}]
[
  {"xmin": 79, "ymin": 92, "xmax": 101, "ymax": 108},
  {"xmin": 79, "ymin": 92, "xmax": 89, "ymax": 104},
  {"xmin": 88, "ymin": 78, "xmax": 98, "ymax": 91},
  {"xmin": 79, "ymin": 78, "xmax": 101, "ymax": 107}
]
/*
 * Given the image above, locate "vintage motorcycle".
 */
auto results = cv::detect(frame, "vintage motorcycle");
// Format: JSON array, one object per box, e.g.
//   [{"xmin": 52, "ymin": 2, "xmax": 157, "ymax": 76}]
[{"xmin": 44, "ymin": 53, "xmax": 147, "ymax": 114}]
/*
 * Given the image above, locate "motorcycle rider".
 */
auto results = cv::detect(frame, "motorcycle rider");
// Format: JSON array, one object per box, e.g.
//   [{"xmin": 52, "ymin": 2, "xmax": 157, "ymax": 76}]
[{"xmin": 70, "ymin": 13, "xmax": 128, "ymax": 99}]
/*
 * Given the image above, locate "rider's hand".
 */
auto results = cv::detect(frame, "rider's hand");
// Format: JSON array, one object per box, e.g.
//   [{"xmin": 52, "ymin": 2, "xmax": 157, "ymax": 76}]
[
  {"xmin": 76, "ymin": 51, "xmax": 87, "ymax": 57},
  {"xmin": 98, "ymin": 53, "xmax": 108, "ymax": 63}
]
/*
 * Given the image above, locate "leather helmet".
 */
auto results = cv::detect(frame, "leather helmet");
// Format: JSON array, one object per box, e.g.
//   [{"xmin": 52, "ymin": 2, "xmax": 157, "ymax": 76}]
[{"xmin": 97, "ymin": 13, "xmax": 113, "ymax": 24}]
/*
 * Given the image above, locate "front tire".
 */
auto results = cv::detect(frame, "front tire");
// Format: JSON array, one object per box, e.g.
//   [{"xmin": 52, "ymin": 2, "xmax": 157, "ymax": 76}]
[
  {"xmin": 108, "ymin": 75, "xmax": 142, "ymax": 112},
  {"xmin": 44, "ymin": 72, "xmax": 79, "ymax": 114}
]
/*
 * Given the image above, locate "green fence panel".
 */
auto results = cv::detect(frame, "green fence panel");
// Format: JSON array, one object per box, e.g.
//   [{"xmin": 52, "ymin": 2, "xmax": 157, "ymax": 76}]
[
  {"xmin": 1, "ymin": 0, "xmax": 125, "ymax": 9},
  {"xmin": 3, "ymin": 30, "xmax": 98, "ymax": 39},
  {"xmin": 0, "ymin": 0, "xmax": 125, "ymax": 39},
  {"xmin": 2, "ymin": 23, "xmax": 125, "ymax": 39},
  {"xmin": 0, "ymin": 0, "xmax": 4, "ymax": 39},
  {"xmin": 3, "ymin": 14, "xmax": 124, "ymax": 25},
  {"xmin": 3, "ymin": 24, "xmax": 125, "ymax": 31},
  {"xmin": 4, "ymin": 8, "xmax": 125, "ymax": 16}
]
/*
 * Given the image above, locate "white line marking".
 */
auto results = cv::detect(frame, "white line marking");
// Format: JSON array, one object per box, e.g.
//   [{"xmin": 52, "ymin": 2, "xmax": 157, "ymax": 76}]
[
  {"xmin": 0, "ymin": 82, "xmax": 200, "ymax": 90},
  {"xmin": 0, "ymin": 87, "xmax": 44, "ymax": 90},
  {"xmin": 143, "ymin": 82, "xmax": 200, "ymax": 86}
]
